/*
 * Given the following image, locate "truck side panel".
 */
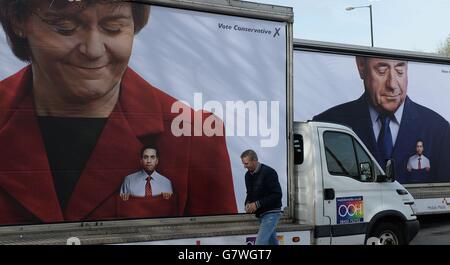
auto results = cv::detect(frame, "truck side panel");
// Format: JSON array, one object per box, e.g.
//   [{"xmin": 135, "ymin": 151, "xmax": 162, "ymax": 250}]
[{"xmin": 294, "ymin": 44, "xmax": 450, "ymax": 215}]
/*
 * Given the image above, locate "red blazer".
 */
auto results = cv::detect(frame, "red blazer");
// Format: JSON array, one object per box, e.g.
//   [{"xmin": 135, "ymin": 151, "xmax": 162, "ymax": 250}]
[{"xmin": 0, "ymin": 66, "xmax": 237, "ymax": 225}]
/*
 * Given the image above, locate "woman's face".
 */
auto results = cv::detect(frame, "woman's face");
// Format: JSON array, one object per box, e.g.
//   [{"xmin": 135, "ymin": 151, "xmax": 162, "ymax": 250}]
[{"xmin": 22, "ymin": 2, "xmax": 135, "ymax": 103}]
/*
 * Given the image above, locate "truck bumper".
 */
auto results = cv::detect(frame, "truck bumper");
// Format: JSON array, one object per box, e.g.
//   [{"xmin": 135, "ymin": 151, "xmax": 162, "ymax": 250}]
[{"xmin": 405, "ymin": 219, "xmax": 420, "ymax": 243}]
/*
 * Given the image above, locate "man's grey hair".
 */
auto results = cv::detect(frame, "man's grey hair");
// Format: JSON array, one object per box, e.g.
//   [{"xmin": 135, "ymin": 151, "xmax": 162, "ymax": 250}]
[{"xmin": 240, "ymin": 149, "xmax": 258, "ymax": 161}]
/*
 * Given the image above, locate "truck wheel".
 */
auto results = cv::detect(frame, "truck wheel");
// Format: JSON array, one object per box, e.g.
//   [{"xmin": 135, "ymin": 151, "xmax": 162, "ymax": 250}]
[{"xmin": 370, "ymin": 223, "xmax": 405, "ymax": 245}]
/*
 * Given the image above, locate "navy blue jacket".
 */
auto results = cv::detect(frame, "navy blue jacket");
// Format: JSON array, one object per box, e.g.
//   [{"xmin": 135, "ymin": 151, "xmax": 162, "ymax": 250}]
[
  {"xmin": 313, "ymin": 94, "xmax": 450, "ymax": 184},
  {"xmin": 245, "ymin": 163, "xmax": 282, "ymax": 217}
]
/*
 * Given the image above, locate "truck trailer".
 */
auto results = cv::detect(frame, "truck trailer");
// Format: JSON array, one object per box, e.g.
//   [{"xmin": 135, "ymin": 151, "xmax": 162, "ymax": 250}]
[
  {"xmin": 294, "ymin": 39, "xmax": 450, "ymax": 216},
  {"xmin": 0, "ymin": 0, "xmax": 418, "ymax": 244}
]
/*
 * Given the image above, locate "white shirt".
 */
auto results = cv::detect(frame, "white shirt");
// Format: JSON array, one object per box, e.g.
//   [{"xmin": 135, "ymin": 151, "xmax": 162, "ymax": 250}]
[
  {"xmin": 368, "ymin": 102, "xmax": 405, "ymax": 145},
  {"xmin": 407, "ymin": 155, "xmax": 430, "ymax": 170},
  {"xmin": 120, "ymin": 170, "xmax": 173, "ymax": 197}
]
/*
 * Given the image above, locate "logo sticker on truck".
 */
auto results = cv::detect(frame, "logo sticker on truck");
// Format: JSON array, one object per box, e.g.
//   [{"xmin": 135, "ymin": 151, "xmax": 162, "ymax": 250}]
[{"xmin": 336, "ymin": 196, "xmax": 364, "ymax": 224}]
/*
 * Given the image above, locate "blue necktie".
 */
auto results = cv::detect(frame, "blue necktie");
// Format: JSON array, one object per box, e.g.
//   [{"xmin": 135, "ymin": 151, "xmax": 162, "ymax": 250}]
[{"xmin": 377, "ymin": 114, "xmax": 393, "ymax": 168}]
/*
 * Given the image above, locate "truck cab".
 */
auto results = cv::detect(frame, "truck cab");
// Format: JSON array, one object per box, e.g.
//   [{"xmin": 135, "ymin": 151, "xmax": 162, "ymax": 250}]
[{"xmin": 293, "ymin": 121, "xmax": 420, "ymax": 244}]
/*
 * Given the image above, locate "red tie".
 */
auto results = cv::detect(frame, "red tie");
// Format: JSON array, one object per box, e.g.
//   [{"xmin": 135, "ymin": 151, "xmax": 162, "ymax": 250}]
[
  {"xmin": 418, "ymin": 157, "xmax": 422, "ymax": 170},
  {"xmin": 145, "ymin": 176, "xmax": 152, "ymax": 197}
]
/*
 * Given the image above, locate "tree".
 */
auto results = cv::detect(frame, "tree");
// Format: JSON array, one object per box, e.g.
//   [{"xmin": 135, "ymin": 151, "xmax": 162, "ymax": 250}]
[{"xmin": 437, "ymin": 35, "xmax": 450, "ymax": 56}]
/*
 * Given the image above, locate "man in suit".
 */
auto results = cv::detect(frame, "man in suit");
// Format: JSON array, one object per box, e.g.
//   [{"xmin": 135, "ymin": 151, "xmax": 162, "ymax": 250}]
[
  {"xmin": 118, "ymin": 145, "xmax": 178, "ymax": 218},
  {"xmin": 313, "ymin": 56, "xmax": 450, "ymax": 184},
  {"xmin": 120, "ymin": 146, "xmax": 173, "ymax": 201}
]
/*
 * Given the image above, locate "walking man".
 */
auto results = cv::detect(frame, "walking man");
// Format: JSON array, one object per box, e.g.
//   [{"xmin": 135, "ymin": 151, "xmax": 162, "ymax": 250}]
[{"xmin": 241, "ymin": 150, "xmax": 282, "ymax": 245}]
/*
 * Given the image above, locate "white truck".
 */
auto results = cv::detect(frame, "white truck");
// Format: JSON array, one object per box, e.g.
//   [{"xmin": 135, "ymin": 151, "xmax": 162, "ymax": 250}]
[
  {"xmin": 293, "ymin": 121, "xmax": 418, "ymax": 245},
  {"xmin": 0, "ymin": 0, "xmax": 418, "ymax": 245}
]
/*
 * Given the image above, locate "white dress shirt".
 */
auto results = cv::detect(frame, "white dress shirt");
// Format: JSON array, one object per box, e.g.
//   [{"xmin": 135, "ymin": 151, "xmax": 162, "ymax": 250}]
[
  {"xmin": 120, "ymin": 170, "xmax": 173, "ymax": 197},
  {"xmin": 407, "ymin": 155, "xmax": 430, "ymax": 170},
  {"xmin": 368, "ymin": 102, "xmax": 405, "ymax": 146}
]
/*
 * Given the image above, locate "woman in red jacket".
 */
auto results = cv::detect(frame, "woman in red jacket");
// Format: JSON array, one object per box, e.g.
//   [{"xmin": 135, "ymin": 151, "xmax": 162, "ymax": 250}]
[{"xmin": 0, "ymin": 0, "xmax": 237, "ymax": 225}]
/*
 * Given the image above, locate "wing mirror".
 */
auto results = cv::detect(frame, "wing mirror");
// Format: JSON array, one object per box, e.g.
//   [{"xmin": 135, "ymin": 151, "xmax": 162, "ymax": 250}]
[{"xmin": 377, "ymin": 159, "xmax": 396, "ymax": 182}]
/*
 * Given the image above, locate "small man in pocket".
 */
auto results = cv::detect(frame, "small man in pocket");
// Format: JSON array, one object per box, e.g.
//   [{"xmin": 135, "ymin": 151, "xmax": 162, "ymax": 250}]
[
  {"xmin": 407, "ymin": 140, "xmax": 430, "ymax": 172},
  {"xmin": 406, "ymin": 140, "xmax": 431, "ymax": 183},
  {"xmin": 120, "ymin": 145, "xmax": 173, "ymax": 201}
]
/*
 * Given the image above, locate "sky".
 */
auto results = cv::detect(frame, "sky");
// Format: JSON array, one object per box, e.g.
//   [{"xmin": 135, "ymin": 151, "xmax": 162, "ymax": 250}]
[{"xmin": 250, "ymin": 0, "xmax": 450, "ymax": 54}]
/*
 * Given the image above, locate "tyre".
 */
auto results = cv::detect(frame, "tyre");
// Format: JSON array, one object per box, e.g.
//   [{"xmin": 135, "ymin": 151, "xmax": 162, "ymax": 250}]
[{"xmin": 370, "ymin": 222, "xmax": 405, "ymax": 245}]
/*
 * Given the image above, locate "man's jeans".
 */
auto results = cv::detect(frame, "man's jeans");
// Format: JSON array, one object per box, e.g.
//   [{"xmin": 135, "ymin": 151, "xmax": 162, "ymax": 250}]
[{"xmin": 256, "ymin": 211, "xmax": 282, "ymax": 245}]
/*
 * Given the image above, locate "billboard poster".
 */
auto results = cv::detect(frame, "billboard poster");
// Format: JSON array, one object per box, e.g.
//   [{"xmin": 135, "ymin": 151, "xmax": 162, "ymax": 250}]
[
  {"xmin": 0, "ymin": 1, "xmax": 287, "ymax": 225},
  {"xmin": 294, "ymin": 50, "xmax": 450, "ymax": 184}
]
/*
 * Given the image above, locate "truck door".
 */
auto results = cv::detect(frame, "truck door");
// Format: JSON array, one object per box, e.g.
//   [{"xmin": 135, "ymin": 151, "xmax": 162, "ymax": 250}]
[{"xmin": 318, "ymin": 128, "xmax": 382, "ymax": 244}]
